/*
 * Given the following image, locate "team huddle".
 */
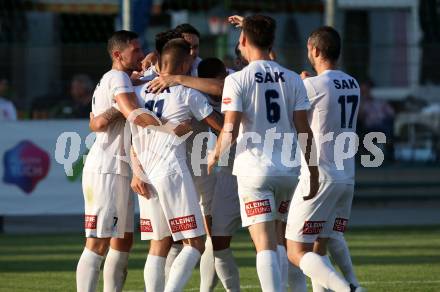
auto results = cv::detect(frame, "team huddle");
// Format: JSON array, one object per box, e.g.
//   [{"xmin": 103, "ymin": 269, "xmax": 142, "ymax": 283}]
[{"xmin": 76, "ymin": 14, "xmax": 365, "ymax": 292}]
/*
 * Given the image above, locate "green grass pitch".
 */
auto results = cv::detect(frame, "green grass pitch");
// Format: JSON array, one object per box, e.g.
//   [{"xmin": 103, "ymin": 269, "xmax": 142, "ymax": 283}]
[{"xmin": 1, "ymin": 226, "xmax": 440, "ymax": 291}]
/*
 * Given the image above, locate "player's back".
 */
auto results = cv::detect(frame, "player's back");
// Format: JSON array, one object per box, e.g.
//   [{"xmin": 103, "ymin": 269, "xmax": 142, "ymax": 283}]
[
  {"xmin": 84, "ymin": 69, "xmax": 131, "ymax": 177},
  {"xmin": 132, "ymin": 83, "xmax": 212, "ymax": 180},
  {"xmin": 302, "ymin": 70, "xmax": 360, "ymax": 183},
  {"xmin": 222, "ymin": 60, "xmax": 310, "ymax": 177}
]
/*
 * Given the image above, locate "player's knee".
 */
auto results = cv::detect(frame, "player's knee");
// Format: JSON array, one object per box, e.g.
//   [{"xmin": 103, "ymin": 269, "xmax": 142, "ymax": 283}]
[
  {"xmin": 110, "ymin": 232, "xmax": 134, "ymax": 252},
  {"xmin": 212, "ymin": 236, "xmax": 232, "ymax": 251},
  {"xmin": 185, "ymin": 237, "xmax": 205, "ymax": 254},
  {"xmin": 86, "ymin": 238, "xmax": 110, "ymax": 256}
]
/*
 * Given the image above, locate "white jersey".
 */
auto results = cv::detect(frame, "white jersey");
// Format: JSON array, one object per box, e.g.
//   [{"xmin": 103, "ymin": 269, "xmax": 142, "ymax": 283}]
[
  {"xmin": 84, "ymin": 69, "xmax": 133, "ymax": 177},
  {"xmin": 132, "ymin": 83, "xmax": 213, "ymax": 180},
  {"xmin": 300, "ymin": 70, "xmax": 360, "ymax": 184},
  {"xmin": 221, "ymin": 60, "xmax": 310, "ymax": 177},
  {"xmin": 141, "ymin": 65, "xmax": 159, "ymax": 82}
]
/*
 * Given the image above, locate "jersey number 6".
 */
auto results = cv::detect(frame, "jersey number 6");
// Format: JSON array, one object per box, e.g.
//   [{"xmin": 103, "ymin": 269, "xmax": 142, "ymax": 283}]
[{"xmin": 265, "ymin": 89, "xmax": 280, "ymax": 123}]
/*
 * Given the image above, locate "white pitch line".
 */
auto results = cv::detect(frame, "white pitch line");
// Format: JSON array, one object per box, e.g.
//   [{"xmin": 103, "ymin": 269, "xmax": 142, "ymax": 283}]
[{"xmin": 124, "ymin": 280, "xmax": 440, "ymax": 292}]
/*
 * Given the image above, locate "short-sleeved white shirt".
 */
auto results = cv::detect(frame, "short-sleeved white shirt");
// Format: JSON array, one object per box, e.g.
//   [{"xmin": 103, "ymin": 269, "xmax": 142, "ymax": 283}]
[
  {"xmin": 84, "ymin": 69, "xmax": 134, "ymax": 177},
  {"xmin": 132, "ymin": 83, "xmax": 213, "ymax": 180},
  {"xmin": 221, "ymin": 60, "xmax": 310, "ymax": 177},
  {"xmin": 300, "ymin": 70, "xmax": 360, "ymax": 184}
]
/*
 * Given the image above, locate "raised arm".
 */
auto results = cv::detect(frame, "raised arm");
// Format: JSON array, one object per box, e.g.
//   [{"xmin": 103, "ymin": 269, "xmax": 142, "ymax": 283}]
[
  {"xmin": 147, "ymin": 75, "xmax": 224, "ymax": 97},
  {"xmin": 293, "ymin": 110, "xmax": 319, "ymax": 200}
]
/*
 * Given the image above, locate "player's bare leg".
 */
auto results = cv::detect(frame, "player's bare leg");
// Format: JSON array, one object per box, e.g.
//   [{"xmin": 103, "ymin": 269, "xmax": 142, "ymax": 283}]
[
  {"xmin": 102, "ymin": 233, "xmax": 133, "ymax": 292},
  {"xmin": 200, "ymin": 215, "xmax": 220, "ymax": 292},
  {"xmin": 287, "ymin": 240, "xmax": 351, "ymax": 292},
  {"xmin": 77, "ymin": 237, "xmax": 110, "ymax": 292},
  {"xmin": 248, "ymin": 221, "xmax": 281, "ymax": 291},
  {"xmin": 165, "ymin": 236, "xmax": 205, "ymax": 292},
  {"xmin": 212, "ymin": 236, "xmax": 240, "ymax": 292},
  {"xmin": 145, "ymin": 237, "xmax": 173, "ymax": 292}
]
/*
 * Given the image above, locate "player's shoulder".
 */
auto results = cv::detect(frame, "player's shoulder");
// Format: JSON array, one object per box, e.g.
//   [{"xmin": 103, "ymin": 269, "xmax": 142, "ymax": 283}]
[{"xmin": 105, "ymin": 69, "xmax": 130, "ymax": 79}]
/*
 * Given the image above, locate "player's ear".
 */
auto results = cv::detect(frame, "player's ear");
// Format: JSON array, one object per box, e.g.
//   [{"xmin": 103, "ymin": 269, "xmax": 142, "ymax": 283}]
[{"xmin": 314, "ymin": 46, "xmax": 320, "ymax": 59}]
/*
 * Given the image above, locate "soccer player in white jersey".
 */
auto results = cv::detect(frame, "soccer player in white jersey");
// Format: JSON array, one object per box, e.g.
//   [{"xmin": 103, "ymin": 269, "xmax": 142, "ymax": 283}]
[
  {"xmin": 77, "ymin": 30, "xmax": 164, "ymax": 292},
  {"xmin": 130, "ymin": 38, "xmax": 223, "ymax": 292},
  {"xmin": 196, "ymin": 57, "xmax": 242, "ymax": 292},
  {"xmin": 209, "ymin": 15, "xmax": 319, "ymax": 291},
  {"xmin": 285, "ymin": 26, "xmax": 364, "ymax": 292}
]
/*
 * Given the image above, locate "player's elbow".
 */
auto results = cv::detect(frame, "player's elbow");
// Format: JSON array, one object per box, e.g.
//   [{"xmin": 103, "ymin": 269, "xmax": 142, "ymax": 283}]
[{"xmin": 89, "ymin": 120, "xmax": 108, "ymax": 132}]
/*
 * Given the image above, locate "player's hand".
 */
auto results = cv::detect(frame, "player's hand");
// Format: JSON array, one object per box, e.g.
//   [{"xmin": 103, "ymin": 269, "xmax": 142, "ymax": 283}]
[
  {"xmin": 228, "ymin": 15, "xmax": 244, "ymax": 28},
  {"xmin": 300, "ymin": 71, "xmax": 313, "ymax": 80},
  {"xmin": 131, "ymin": 70, "xmax": 144, "ymax": 80},
  {"xmin": 147, "ymin": 75, "xmax": 177, "ymax": 93},
  {"xmin": 141, "ymin": 52, "xmax": 158, "ymax": 71},
  {"xmin": 303, "ymin": 173, "xmax": 319, "ymax": 200},
  {"xmin": 173, "ymin": 119, "xmax": 193, "ymax": 137},
  {"xmin": 207, "ymin": 151, "xmax": 217, "ymax": 175},
  {"xmin": 131, "ymin": 176, "xmax": 151, "ymax": 199}
]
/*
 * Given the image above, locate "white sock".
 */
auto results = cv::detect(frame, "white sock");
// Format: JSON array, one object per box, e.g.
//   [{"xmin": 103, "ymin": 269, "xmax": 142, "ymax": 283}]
[
  {"xmin": 287, "ymin": 263, "xmax": 307, "ymax": 292},
  {"xmin": 277, "ymin": 245, "xmax": 288, "ymax": 291},
  {"xmin": 103, "ymin": 248, "xmax": 129, "ymax": 292},
  {"xmin": 200, "ymin": 238, "xmax": 219, "ymax": 292},
  {"xmin": 76, "ymin": 248, "xmax": 104, "ymax": 292},
  {"xmin": 299, "ymin": 252, "xmax": 350, "ymax": 292},
  {"xmin": 256, "ymin": 250, "xmax": 281, "ymax": 292},
  {"xmin": 328, "ymin": 237, "xmax": 360, "ymax": 286},
  {"xmin": 165, "ymin": 243, "xmax": 183, "ymax": 283},
  {"xmin": 144, "ymin": 254, "xmax": 166, "ymax": 292},
  {"xmin": 164, "ymin": 246, "xmax": 201, "ymax": 292},
  {"xmin": 214, "ymin": 248, "xmax": 240, "ymax": 292}
]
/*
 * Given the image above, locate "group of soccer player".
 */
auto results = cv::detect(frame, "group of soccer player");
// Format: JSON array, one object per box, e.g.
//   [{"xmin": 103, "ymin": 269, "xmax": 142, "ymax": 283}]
[{"xmin": 76, "ymin": 13, "xmax": 365, "ymax": 292}]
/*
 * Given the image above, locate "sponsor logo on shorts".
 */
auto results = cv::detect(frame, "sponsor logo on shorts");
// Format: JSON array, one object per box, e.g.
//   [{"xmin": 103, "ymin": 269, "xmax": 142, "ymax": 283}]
[
  {"xmin": 85, "ymin": 215, "xmax": 97, "ymax": 229},
  {"xmin": 333, "ymin": 218, "xmax": 348, "ymax": 232},
  {"xmin": 302, "ymin": 221, "xmax": 325, "ymax": 235},
  {"xmin": 245, "ymin": 199, "xmax": 272, "ymax": 217},
  {"xmin": 278, "ymin": 200, "xmax": 291, "ymax": 214},
  {"xmin": 222, "ymin": 97, "xmax": 232, "ymax": 105},
  {"xmin": 140, "ymin": 219, "xmax": 153, "ymax": 232},
  {"xmin": 169, "ymin": 215, "xmax": 197, "ymax": 233}
]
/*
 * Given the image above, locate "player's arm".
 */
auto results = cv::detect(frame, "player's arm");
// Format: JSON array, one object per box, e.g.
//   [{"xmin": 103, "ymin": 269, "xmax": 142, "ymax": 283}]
[
  {"xmin": 89, "ymin": 108, "xmax": 123, "ymax": 132},
  {"xmin": 208, "ymin": 111, "xmax": 241, "ymax": 174},
  {"xmin": 129, "ymin": 146, "xmax": 151, "ymax": 199},
  {"xmin": 293, "ymin": 110, "xmax": 319, "ymax": 200},
  {"xmin": 147, "ymin": 75, "xmax": 224, "ymax": 98},
  {"xmin": 114, "ymin": 92, "xmax": 161, "ymax": 127},
  {"xmin": 201, "ymin": 111, "xmax": 224, "ymax": 133}
]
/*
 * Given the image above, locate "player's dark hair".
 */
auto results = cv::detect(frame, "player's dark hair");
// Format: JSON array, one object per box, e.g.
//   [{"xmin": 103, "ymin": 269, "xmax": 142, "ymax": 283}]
[
  {"xmin": 175, "ymin": 23, "xmax": 200, "ymax": 38},
  {"xmin": 155, "ymin": 29, "xmax": 183, "ymax": 55},
  {"xmin": 308, "ymin": 26, "xmax": 341, "ymax": 62},
  {"xmin": 160, "ymin": 38, "xmax": 191, "ymax": 71},
  {"xmin": 198, "ymin": 58, "xmax": 227, "ymax": 79},
  {"xmin": 107, "ymin": 30, "xmax": 139, "ymax": 59},
  {"xmin": 242, "ymin": 15, "xmax": 276, "ymax": 50}
]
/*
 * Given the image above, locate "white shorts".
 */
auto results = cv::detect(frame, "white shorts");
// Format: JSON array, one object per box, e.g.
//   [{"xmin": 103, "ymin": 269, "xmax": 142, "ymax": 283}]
[
  {"xmin": 138, "ymin": 172, "xmax": 206, "ymax": 241},
  {"xmin": 237, "ymin": 175, "xmax": 298, "ymax": 228},
  {"xmin": 82, "ymin": 172, "xmax": 134, "ymax": 238},
  {"xmin": 285, "ymin": 179, "xmax": 354, "ymax": 243},
  {"xmin": 193, "ymin": 171, "xmax": 217, "ymax": 216},
  {"xmin": 211, "ymin": 169, "xmax": 241, "ymax": 236}
]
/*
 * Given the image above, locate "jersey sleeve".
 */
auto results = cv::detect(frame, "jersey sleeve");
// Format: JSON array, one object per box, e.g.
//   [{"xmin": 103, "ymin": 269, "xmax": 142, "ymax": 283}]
[
  {"xmin": 292, "ymin": 76, "xmax": 311, "ymax": 111},
  {"xmin": 303, "ymin": 78, "xmax": 319, "ymax": 105},
  {"xmin": 110, "ymin": 71, "xmax": 134, "ymax": 97},
  {"xmin": 188, "ymin": 90, "xmax": 214, "ymax": 121},
  {"xmin": 221, "ymin": 74, "xmax": 243, "ymax": 112}
]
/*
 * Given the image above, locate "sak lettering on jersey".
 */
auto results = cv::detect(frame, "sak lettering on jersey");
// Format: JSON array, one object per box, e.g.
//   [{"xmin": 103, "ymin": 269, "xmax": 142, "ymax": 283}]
[
  {"xmin": 255, "ymin": 71, "xmax": 286, "ymax": 83},
  {"xmin": 333, "ymin": 78, "xmax": 358, "ymax": 89}
]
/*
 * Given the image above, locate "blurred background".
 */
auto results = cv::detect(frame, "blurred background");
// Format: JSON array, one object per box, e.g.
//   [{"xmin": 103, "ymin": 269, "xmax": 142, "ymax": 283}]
[{"xmin": 0, "ymin": 0, "xmax": 439, "ymax": 232}]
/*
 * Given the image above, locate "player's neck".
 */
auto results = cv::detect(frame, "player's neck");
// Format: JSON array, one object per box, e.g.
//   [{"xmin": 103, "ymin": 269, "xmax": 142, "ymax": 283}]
[
  {"xmin": 246, "ymin": 49, "xmax": 272, "ymax": 63},
  {"xmin": 112, "ymin": 63, "xmax": 132, "ymax": 76},
  {"xmin": 314, "ymin": 61, "xmax": 337, "ymax": 75}
]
